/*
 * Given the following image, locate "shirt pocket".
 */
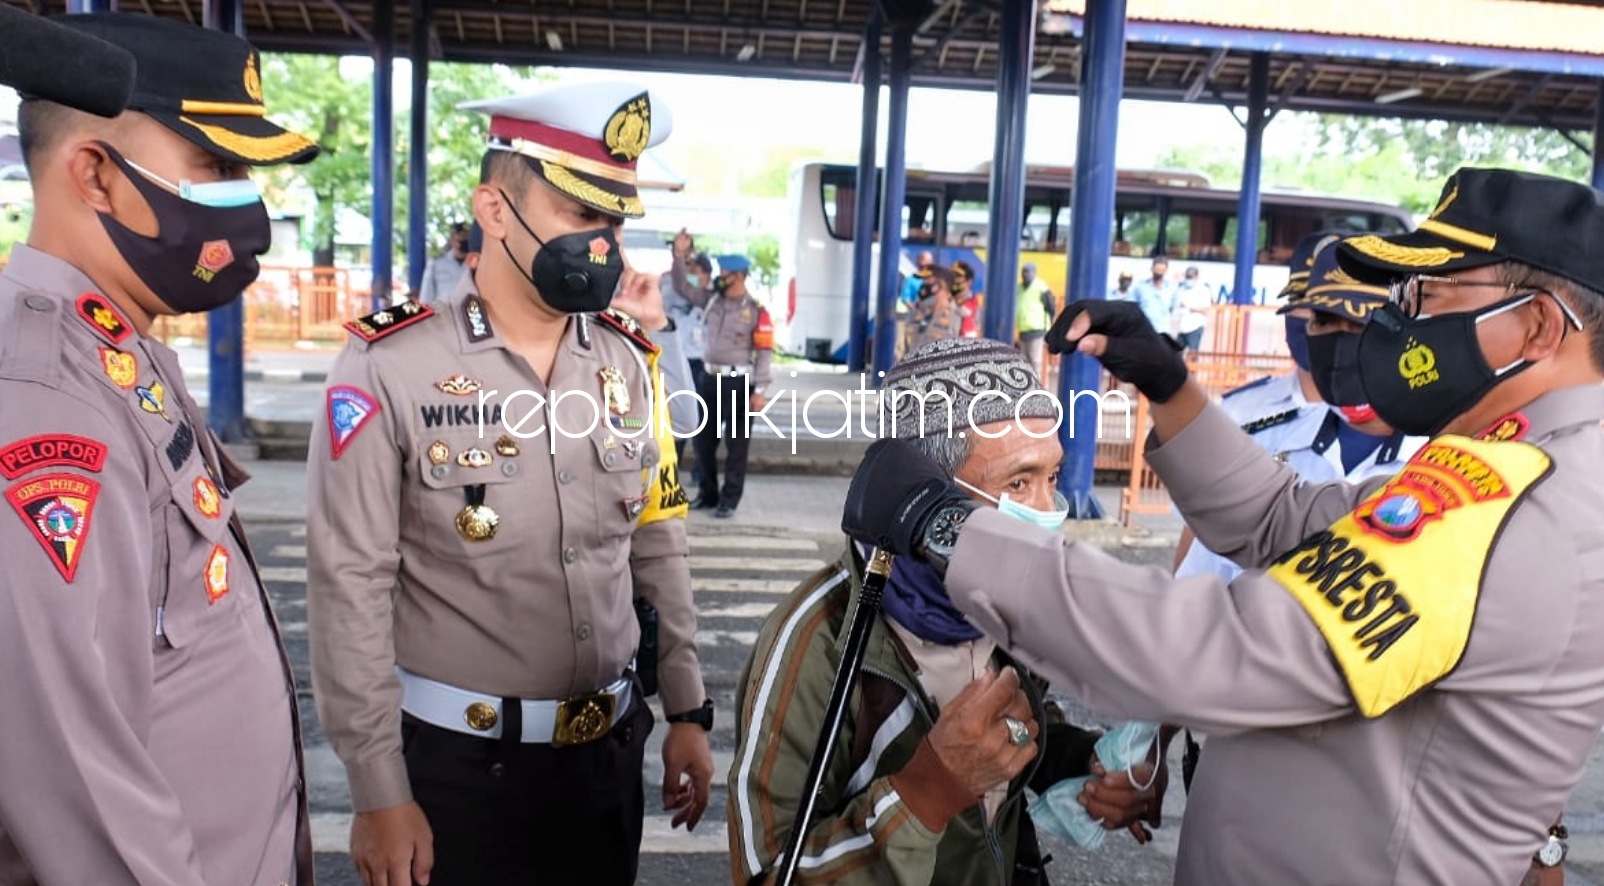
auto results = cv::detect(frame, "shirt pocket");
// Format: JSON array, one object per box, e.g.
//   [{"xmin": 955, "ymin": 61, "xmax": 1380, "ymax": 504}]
[
  {"xmin": 415, "ymin": 439, "xmax": 523, "ymax": 560},
  {"xmin": 154, "ymin": 460, "xmax": 241, "ymax": 649},
  {"xmin": 586, "ymin": 423, "xmax": 652, "ymax": 535}
]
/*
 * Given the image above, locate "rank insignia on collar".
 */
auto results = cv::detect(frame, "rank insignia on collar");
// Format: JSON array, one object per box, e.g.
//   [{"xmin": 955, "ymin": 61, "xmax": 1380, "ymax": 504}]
[
  {"xmin": 1240, "ymin": 408, "xmax": 1299, "ymax": 436},
  {"xmin": 5, "ymin": 472, "xmax": 101, "ymax": 582},
  {"xmin": 327, "ymin": 386, "xmax": 381, "ymax": 460},
  {"xmin": 1480, "ymin": 413, "xmax": 1530, "ymax": 442},
  {"xmin": 428, "ymin": 441, "xmax": 450, "ymax": 466},
  {"xmin": 595, "ymin": 309, "xmax": 658, "ymax": 354},
  {"xmin": 494, "ymin": 435, "xmax": 520, "ymax": 457},
  {"xmin": 0, "ymin": 435, "xmax": 108, "ymax": 480},
  {"xmin": 436, "ymin": 374, "xmax": 483, "ymax": 396},
  {"xmin": 192, "ymin": 476, "xmax": 222, "ymax": 518},
  {"xmin": 137, "ymin": 381, "xmax": 171, "ymax": 423},
  {"xmin": 457, "ymin": 448, "xmax": 493, "ymax": 469},
  {"xmin": 345, "ymin": 300, "xmax": 435, "ymax": 344},
  {"xmin": 75, "ymin": 293, "xmax": 132, "ymax": 345},
  {"xmin": 100, "ymin": 348, "xmax": 137, "ymax": 390},
  {"xmin": 599, "ymin": 366, "xmax": 632, "ymax": 416},
  {"xmin": 204, "ymin": 545, "xmax": 230, "ymax": 605},
  {"xmin": 464, "ymin": 295, "xmax": 495, "ymax": 343}
]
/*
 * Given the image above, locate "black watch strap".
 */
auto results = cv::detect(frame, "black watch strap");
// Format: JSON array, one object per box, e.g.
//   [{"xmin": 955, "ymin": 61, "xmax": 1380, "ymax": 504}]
[{"xmin": 667, "ymin": 698, "xmax": 714, "ymax": 731}]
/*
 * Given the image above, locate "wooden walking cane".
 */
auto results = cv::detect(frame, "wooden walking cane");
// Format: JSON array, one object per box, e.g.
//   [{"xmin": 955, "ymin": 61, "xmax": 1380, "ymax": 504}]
[{"xmin": 771, "ymin": 548, "xmax": 895, "ymax": 886}]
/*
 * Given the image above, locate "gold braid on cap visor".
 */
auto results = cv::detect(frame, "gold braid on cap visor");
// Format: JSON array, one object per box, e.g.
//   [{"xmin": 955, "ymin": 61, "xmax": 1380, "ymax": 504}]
[
  {"xmin": 539, "ymin": 160, "xmax": 643, "ymax": 218},
  {"xmin": 1343, "ymin": 234, "xmax": 1467, "ymax": 268},
  {"xmin": 178, "ymin": 116, "xmax": 315, "ymax": 163}
]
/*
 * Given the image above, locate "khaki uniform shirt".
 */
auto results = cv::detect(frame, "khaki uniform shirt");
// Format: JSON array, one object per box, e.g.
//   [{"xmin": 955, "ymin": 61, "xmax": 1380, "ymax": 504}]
[
  {"xmin": 947, "ymin": 385, "xmax": 1604, "ymax": 885},
  {"xmin": 0, "ymin": 246, "xmax": 309, "ymax": 886},
  {"xmin": 307, "ymin": 276, "xmax": 703, "ymax": 812},
  {"xmin": 700, "ymin": 293, "xmax": 773, "ymax": 390}
]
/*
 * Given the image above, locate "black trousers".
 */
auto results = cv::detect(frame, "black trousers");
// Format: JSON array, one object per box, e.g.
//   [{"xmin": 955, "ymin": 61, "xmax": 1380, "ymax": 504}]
[
  {"xmin": 692, "ymin": 370, "xmax": 751, "ymax": 508},
  {"xmin": 402, "ymin": 692, "xmax": 654, "ymax": 886}
]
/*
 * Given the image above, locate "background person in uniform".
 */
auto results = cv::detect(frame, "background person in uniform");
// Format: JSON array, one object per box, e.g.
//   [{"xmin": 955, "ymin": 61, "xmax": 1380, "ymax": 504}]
[
  {"xmin": 307, "ymin": 81, "xmax": 713, "ymax": 886},
  {"xmin": 839, "ymin": 168, "xmax": 1604, "ymax": 885},
  {"xmin": 682, "ymin": 252, "xmax": 773, "ymax": 519},
  {"xmin": 418, "ymin": 220, "xmax": 472, "ymax": 305},
  {"xmin": 907, "ymin": 265, "xmax": 965, "ymax": 351},
  {"xmin": 1014, "ymin": 262, "xmax": 1053, "ymax": 378},
  {"xmin": 0, "ymin": 13, "xmax": 318, "ymax": 885},
  {"xmin": 729, "ymin": 339, "xmax": 1161, "ymax": 886}
]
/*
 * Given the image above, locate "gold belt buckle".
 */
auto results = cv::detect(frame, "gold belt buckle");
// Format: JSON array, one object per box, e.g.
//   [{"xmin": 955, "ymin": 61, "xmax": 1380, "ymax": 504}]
[{"xmin": 553, "ymin": 690, "xmax": 616, "ymax": 747}]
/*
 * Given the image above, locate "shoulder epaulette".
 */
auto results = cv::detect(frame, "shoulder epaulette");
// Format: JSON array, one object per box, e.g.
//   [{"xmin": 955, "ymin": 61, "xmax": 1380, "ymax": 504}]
[
  {"xmin": 1222, "ymin": 375, "xmax": 1272, "ymax": 400},
  {"xmin": 344, "ymin": 300, "xmax": 434, "ymax": 343},
  {"xmin": 595, "ymin": 308, "xmax": 659, "ymax": 354},
  {"xmin": 1241, "ymin": 408, "xmax": 1300, "ymax": 436}
]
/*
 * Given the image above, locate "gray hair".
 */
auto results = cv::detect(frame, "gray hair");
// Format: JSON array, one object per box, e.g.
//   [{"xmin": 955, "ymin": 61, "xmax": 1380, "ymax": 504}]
[{"xmin": 1496, "ymin": 262, "xmax": 1604, "ymax": 373}]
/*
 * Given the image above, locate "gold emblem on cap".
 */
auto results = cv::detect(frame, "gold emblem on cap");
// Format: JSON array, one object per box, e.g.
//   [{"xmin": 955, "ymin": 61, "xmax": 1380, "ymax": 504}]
[
  {"xmin": 428, "ymin": 441, "xmax": 450, "ymax": 465},
  {"xmin": 603, "ymin": 93, "xmax": 651, "ymax": 163},
  {"xmin": 1344, "ymin": 235, "xmax": 1465, "ymax": 268},
  {"xmin": 456, "ymin": 503, "xmax": 500, "ymax": 541},
  {"xmin": 244, "ymin": 53, "xmax": 264, "ymax": 103},
  {"xmin": 599, "ymin": 366, "xmax": 631, "ymax": 416},
  {"xmin": 1430, "ymin": 182, "xmax": 1459, "ymax": 219},
  {"xmin": 464, "ymin": 701, "xmax": 498, "ymax": 731}
]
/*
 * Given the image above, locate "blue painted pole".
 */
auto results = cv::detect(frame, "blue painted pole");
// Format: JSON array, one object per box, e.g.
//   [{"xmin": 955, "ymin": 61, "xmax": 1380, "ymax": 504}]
[
  {"xmin": 1592, "ymin": 81, "xmax": 1604, "ymax": 191},
  {"xmin": 371, "ymin": 1, "xmax": 396, "ymax": 310},
  {"xmin": 847, "ymin": 12, "xmax": 882, "ymax": 375},
  {"xmin": 872, "ymin": 24, "xmax": 913, "ymax": 380},
  {"xmin": 1057, "ymin": 0, "xmax": 1127, "ymax": 519},
  {"xmin": 981, "ymin": 0, "xmax": 1033, "ymax": 345},
  {"xmin": 66, "ymin": 0, "xmax": 112, "ymax": 12},
  {"xmin": 204, "ymin": 0, "xmax": 248, "ymax": 442},
  {"xmin": 407, "ymin": 0, "xmax": 431, "ymax": 295},
  {"xmin": 1233, "ymin": 52, "xmax": 1270, "ymax": 305}
]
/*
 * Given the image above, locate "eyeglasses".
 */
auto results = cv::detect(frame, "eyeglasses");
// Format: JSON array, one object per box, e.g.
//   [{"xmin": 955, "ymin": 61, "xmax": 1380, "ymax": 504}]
[{"xmin": 1388, "ymin": 273, "xmax": 1584, "ymax": 330}]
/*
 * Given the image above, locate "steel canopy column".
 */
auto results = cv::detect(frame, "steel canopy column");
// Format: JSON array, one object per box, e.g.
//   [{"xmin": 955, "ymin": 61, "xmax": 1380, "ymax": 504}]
[
  {"xmin": 1592, "ymin": 81, "xmax": 1604, "ymax": 191},
  {"xmin": 371, "ymin": 2, "xmax": 396, "ymax": 310},
  {"xmin": 203, "ymin": 0, "xmax": 248, "ymax": 442},
  {"xmin": 1057, "ymin": 0, "xmax": 1126, "ymax": 519},
  {"xmin": 872, "ymin": 23, "xmax": 913, "ymax": 379},
  {"xmin": 848, "ymin": 12, "xmax": 883, "ymax": 374},
  {"xmin": 407, "ymin": 0, "xmax": 431, "ymax": 295},
  {"xmin": 982, "ymin": 0, "xmax": 1034, "ymax": 344},
  {"xmin": 66, "ymin": 0, "xmax": 113, "ymax": 12},
  {"xmin": 1233, "ymin": 52, "xmax": 1270, "ymax": 305}
]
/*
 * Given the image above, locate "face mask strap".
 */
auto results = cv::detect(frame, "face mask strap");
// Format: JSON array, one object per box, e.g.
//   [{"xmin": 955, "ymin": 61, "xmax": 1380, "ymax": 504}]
[
  {"xmin": 497, "ymin": 188, "xmax": 550, "ymax": 250},
  {"xmin": 1121, "ymin": 725, "xmax": 1162, "ymax": 792},
  {"xmin": 954, "ymin": 477, "xmax": 1000, "ymax": 506}
]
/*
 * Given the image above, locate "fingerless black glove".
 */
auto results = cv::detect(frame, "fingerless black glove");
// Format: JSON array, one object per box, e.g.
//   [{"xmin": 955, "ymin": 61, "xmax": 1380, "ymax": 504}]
[{"xmin": 1046, "ymin": 299, "xmax": 1190, "ymax": 403}]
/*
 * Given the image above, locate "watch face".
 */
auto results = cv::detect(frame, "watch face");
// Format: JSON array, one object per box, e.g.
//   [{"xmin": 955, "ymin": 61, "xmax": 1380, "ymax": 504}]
[{"xmin": 1538, "ymin": 836, "xmax": 1566, "ymax": 867}]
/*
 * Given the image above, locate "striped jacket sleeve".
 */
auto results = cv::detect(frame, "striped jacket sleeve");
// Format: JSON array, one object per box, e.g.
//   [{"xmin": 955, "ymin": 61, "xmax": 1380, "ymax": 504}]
[{"xmin": 727, "ymin": 569, "xmax": 972, "ymax": 885}]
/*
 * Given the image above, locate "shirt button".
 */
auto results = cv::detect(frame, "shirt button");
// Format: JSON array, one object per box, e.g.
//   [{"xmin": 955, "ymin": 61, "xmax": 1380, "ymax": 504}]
[
  {"xmin": 24, "ymin": 295, "xmax": 54, "ymax": 312},
  {"xmin": 576, "ymin": 623, "xmax": 593, "ymax": 641},
  {"xmin": 558, "ymin": 469, "xmax": 575, "ymax": 484},
  {"xmin": 563, "ymin": 547, "xmax": 578, "ymax": 564},
  {"xmin": 430, "ymin": 464, "xmax": 450, "ymax": 480},
  {"xmin": 501, "ymin": 461, "xmax": 519, "ymax": 477},
  {"xmin": 604, "ymin": 452, "xmax": 617, "ymax": 467}
]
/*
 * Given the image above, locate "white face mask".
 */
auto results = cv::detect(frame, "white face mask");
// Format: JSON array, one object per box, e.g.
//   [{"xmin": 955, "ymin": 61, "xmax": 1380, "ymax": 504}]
[{"xmin": 955, "ymin": 477, "xmax": 1070, "ymax": 532}]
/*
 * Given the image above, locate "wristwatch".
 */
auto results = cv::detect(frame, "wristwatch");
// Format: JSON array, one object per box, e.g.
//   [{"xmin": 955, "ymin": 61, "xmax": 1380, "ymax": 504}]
[
  {"xmin": 666, "ymin": 698, "xmax": 714, "ymax": 732},
  {"xmin": 1535, "ymin": 824, "xmax": 1568, "ymax": 868},
  {"xmin": 919, "ymin": 500, "xmax": 978, "ymax": 572}
]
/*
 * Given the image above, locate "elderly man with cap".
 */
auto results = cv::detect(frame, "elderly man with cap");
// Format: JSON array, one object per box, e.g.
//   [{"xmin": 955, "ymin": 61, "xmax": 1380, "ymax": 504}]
[
  {"xmin": 837, "ymin": 166, "xmax": 1604, "ymax": 884},
  {"xmin": 0, "ymin": 13, "xmax": 317, "ymax": 885},
  {"xmin": 665, "ymin": 247, "xmax": 774, "ymax": 519},
  {"xmin": 307, "ymin": 81, "xmax": 712, "ymax": 886},
  {"xmin": 729, "ymin": 338, "xmax": 1158, "ymax": 886}
]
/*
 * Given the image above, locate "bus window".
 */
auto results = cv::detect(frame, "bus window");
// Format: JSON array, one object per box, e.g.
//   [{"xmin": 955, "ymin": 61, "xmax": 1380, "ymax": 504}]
[
  {"xmin": 822, "ymin": 179, "xmax": 856, "ymax": 239},
  {"xmin": 818, "ymin": 167, "xmax": 944, "ymax": 244},
  {"xmin": 1112, "ymin": 199, "xmax": 1160, "ymax": 257},
  {"xmin": 1163, "ymin": 208, "xmax": 1239, "ymax": 261},
  {"xmin": 946, "ymin": 200, "xmax": 989, "ymax": 247}
]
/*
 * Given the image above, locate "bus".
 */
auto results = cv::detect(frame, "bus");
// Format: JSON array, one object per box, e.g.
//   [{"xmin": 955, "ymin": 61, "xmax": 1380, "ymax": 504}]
[{"xmin": 777, "ymin": 161, "xmax": 1416, "ymax": 362}]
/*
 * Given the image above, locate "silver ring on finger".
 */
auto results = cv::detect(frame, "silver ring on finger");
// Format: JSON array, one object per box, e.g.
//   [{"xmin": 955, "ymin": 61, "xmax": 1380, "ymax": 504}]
[{"xmin": 1003, "ymin": 716, "xmax": 1031, "ymax": 747}]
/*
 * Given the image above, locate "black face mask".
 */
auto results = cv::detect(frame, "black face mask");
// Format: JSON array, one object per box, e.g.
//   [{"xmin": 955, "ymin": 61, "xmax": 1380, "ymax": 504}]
[
  {"xmin": 1306, "ymin": 329, "xmax": 1369, "ymax": 407},
  {"xmin": 498, "ymin": 189, "xmax": 623, "ymax": 314},
  {"xmin": 714, "ymin": 275, "xmax": 733, "ymax": 295},
  {"xmin": 95, "ymin": 143, "xmax": 271, "ymax": 314},
  {"xmin": 1357, "ymin": 295, "xmax": 1536, "ymax": 437}
]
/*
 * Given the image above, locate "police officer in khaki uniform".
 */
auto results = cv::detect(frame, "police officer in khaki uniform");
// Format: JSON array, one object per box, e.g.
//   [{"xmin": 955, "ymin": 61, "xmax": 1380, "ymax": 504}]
[
  {"xmin": 0, "ymin": 13, "xmax": 317, "ymax": 885},
  {"xmin": 841, "ymin": 168, "xmax": 1604, "ymax": 884},
  {"xmin": 668, "ymin": 243, "xmax": 773, "ymax": 518},
  {"xmin": 307, "ymin": 81, "xmax": 713, "ymax": 886}
]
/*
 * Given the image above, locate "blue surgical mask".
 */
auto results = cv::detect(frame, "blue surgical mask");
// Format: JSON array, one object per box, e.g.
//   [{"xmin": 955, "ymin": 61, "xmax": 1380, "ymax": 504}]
[
  {"xmin": 122, "ymin": 156, "xmax": 264, "ymax": 208},
  {"xmin": 1029, "ymin": 720, "xmax": 1160, "ymax": 850},
  {"xmin": 686, "ymin": 274, "xmax": 703, "ymax": 289},
  {"xmin": 956, "ymin": 478, "xmax": 1070, "ymax": 532}
]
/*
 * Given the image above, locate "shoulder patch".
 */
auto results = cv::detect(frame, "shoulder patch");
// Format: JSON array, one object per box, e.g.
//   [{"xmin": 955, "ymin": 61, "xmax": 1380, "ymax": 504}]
[
  {"xmin": 6, "ymin": 472, "xmax": 101, "ymax": 582},
  {"xmin": 1221, "ymin": 375, "xmax": 1271, "ymax": 400},
  {"xmin": 595, "ymin": 308, "xmax": 659, "ymax": 354},
  {"xmin": 327, "ymin": 386, "xmax": 381, "ymax": 459},
  {"xmin": 344, "ymin": 300, "xmax": 434, "ymax": 344},
  {"xmin": 0, "ymin": 435, "xmax": 109, "ymax": 480},
  {"xmin": 1241, "ymin": 408, "xmax": 1300, "ymax": 436},
  {"xmin": 753, "ymin": 308, "xmax": 775, "ymax": 350},
  {"xmin": 75, "ymin": 293, "xmax": 133, "ymax": 346}
]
